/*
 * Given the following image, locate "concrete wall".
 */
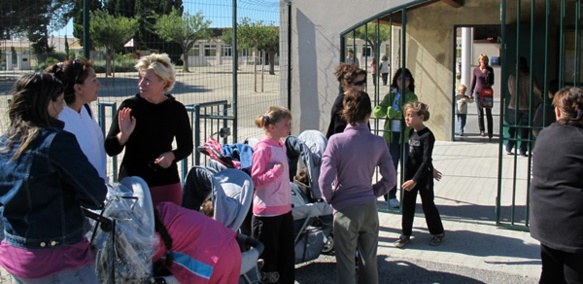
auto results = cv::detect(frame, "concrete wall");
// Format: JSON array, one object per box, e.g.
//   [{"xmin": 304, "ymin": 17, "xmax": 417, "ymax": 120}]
[
  {"xmin": 286, "ymin": 0, "xmax": 414, "ymax": 135},
  {"xmin": 288, "ymin": 0, "xmax": 508, "ymax": 140}
]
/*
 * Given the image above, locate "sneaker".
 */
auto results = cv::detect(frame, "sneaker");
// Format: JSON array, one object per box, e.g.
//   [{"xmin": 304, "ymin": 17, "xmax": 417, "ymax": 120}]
[
  {"xmin": 389, "ymin": 198, "xmax": 400, "ymax": 209},
  {"xmin": 429, "ymin": 233, "xmax": 445, "ymax": 246},
  {"xmin": 519, "ymin": 152, "xmax": 528, "ymax": 157},
  {"xmin": 261, "ymin": 271, "xmax": 280, "ymax": 283},
  {"xmin": 394, "ymin": 235, "xmax": 410, "ymax": 248},
  {"xmin": 460, "ymin": 131, "xmax": 464, "ymax": 136}
]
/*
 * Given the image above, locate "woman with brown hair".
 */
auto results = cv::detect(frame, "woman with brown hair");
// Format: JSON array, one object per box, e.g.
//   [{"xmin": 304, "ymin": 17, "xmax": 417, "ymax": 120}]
[
  {"xmin": 529, "ymin": 87, "xmax": 583, "ymax": 283},
  {"xmin": 320, "ymin": 89, "xmax": 396, "ymax": 284},
  {"xmin": 325, "ymin": 63, "xmax": 367, "ymax": 138},
  {"xmin": 46, "ymin": 58, "xmax": 107, "ymax": 181}
]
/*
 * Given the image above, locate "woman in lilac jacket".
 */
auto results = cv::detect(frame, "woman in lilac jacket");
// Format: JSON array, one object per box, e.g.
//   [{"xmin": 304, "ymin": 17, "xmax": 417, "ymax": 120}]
[{"xmin": 319, "ymin": 89, "xmax": 396, "ymax": 284}]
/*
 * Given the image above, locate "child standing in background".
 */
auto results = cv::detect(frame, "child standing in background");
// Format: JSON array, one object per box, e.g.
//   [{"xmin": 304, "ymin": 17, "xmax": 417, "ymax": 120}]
[
  {"xmin": 373, "ymin": 68, "xmax": 418, "ymax": 210},
  {"xmin": 395, "ymin": 102, "xmax": 445, "ymax": 248},
  {"xmin": 455, "ymin": 84, "xmax": 473, "ymax": 136},
  {"xmin": 251, "ymin": 106, "xmax": 295, "ymax": 284}
]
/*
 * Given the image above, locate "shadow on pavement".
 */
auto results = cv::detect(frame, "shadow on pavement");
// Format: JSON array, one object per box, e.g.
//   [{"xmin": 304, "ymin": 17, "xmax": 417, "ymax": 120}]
[{"xmin": 296, "ymin": 255, "xmax": 505, "ymax": 284}]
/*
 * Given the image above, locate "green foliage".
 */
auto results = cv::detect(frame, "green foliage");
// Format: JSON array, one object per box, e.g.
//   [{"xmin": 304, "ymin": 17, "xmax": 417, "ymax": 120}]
[
  {"xmin": 228, "ymin": 18, "xmax": 279, "ymax": 53},
  {"xmin": 155, "ymin": 8, "xmax": 211, "ymax": 47},
  {"xmin": 72, "ymin": 0, "xmax": 101, "ymax": 50},
  {"xmin": 351, "ymin": 22, "xmax": 391, "ymax": 57},
  {"xmin": 90, "ymin": 10, "xmax": 137, "ymax": 76},
  {"xmin": 90, "ymin": 10, "xmax": 137, "ymax": 51},
  {"xmin": 154, "ymin": 7, "xmax": 211, "ymax": 71},
  {"xmin": 36, "ymin": 52, "xmax": 67, "ymax": 70},
  {"xmin": 92, "ymin": 60, "xmax": 136, "ymax": 73}
]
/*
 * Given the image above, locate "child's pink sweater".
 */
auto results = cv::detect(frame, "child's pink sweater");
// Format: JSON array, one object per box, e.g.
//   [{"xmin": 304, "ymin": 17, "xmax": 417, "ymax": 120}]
[{"xmin": 251, "ymin": 137, "xmax": 292, "ymax": 216}]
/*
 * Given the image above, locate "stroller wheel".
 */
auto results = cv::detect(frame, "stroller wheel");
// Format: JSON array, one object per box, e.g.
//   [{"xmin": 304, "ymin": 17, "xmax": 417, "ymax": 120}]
[{"xmin": 321, "ymin": 234, "xmax": 334, "ymax": 254}]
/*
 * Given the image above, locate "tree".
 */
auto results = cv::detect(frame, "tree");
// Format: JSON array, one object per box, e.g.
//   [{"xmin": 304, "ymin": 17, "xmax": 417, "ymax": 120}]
[
  {"xmin": 71, "ymin": 0, "xmax": 102, "ymax": 51},
  {"xmin": 222, "ymin": 18, "xmax": 280, "ymax": 91},
  {"xmin": 352, "ymin": 22, "xmax": 391, "ymax": 59},
  {"xmin": 90, "ymin": 10, "xmax": 137, "ymax": 76},
  {"xmin": 257, "ymin": 24, "xmax": 279, "ymax": 75},
  {"xmin": 154, "ymin": 8, "xmax": 211, "ymax": 72},
  {"xmin": 134, "ymin": 0, "xmax": 184, "ymax": 62},
  {"xmin": 64, "ymin": 35, "xmax": 71, "ymax": 59},
  {"xmin": 1, "ymin": 1, "xmax": 73, "ymax": 63},
  {"xmin": 1, "ymin": 0, "xmax": 74, "ymax": 36}
]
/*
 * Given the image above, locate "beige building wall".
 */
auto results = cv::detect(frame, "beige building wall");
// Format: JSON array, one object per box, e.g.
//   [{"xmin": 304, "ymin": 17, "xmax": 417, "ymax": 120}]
[{"xmin": 287, "ymin": 0, "xmax": 507, "ymax": 140}]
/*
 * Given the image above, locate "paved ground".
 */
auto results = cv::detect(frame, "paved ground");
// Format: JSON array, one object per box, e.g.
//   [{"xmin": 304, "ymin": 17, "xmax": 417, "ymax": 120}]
[
  {"xmin": 1, "ymin": 69, "xmax": 542, "ymax": 283},
  {"xmin": 294, "ymin": 140, "xmax": 540, "ymax": 284},
  {"xmin": 293, "ymin": 96, "xmax": 541, "ymax": 283}
]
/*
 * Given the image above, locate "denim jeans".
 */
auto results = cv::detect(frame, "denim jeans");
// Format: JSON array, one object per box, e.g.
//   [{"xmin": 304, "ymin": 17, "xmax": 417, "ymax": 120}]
[
  {"xmin": 505, "ymin": 109, "xmax": 530, "ymax": 154},
  {"xmin": 457, "ymin": 114, "xmax": 467, "ymax": 134},
  {"xmin": 475, "ymin": 92, "xmax": 493, "ymax": 137},
  {"xmin": 11, "ymin": 265, "xmax": 98, "ymax": 284}
]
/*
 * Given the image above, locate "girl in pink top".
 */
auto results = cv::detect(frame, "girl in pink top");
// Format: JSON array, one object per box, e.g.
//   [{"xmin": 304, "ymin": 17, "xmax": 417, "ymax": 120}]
[{"xmin": 250, "ymin": 106, "xmax": 295, "ymax": 284}]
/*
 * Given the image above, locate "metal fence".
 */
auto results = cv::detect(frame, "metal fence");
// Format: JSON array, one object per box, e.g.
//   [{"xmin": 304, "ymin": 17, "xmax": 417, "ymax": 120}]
[{"xmin": 0, "ymin": 0, "xmax": 289, "ymax": 183}]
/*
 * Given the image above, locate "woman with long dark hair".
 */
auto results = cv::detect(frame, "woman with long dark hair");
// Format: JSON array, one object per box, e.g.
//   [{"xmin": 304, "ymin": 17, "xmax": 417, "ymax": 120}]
[{"xmin": 0, "ymin": 73, "xmax": 107, "ymax": 283}]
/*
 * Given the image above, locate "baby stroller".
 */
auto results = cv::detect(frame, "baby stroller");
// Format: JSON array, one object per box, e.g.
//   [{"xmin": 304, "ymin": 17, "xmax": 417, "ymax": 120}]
[
  {"xmin": 182, "ymin": 166, "xmax": 263, "ymax": 283},
  {"xmin": 86, "ymin": 174, "xmax": 263, "ymax": 284},
  {"xmin": 84, "ymin": 177, "xmax": 158, "ymax": 284},
  {"xmin": 195, "ymin": 131, "xmax": 333, "ymax": 264},
  {"xmin": 286, "ymin": 130, "xmax": 334, "ymax": 263}
]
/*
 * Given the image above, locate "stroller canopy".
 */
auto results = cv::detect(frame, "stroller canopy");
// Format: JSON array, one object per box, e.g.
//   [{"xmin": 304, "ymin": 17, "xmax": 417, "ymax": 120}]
[{"xmin": 213, "ymin": 169, "xmax": 253, "ymax": 232}]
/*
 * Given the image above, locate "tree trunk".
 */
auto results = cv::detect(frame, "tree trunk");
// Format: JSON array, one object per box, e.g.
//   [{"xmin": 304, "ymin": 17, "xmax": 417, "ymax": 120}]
[
  {"xmin": 261, "ymin": 50, "xmax": 264, "ymax": 92},
  {"xmin": 182, "ymin": 49, "xmax": 190, "ymax": 72},
  {"xmin": 105, "ymin": 47, "xmax": 112, "ymax": 77},
  {"xmin": 253, "ymin": 48, "xmax": 258, "ymax": 93}
]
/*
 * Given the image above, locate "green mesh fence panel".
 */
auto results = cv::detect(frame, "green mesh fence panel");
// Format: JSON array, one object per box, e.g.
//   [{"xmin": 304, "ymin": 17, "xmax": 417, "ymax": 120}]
[{"xmin": 0, "ymin": 0, "xmax": 287, "ymax": 182}]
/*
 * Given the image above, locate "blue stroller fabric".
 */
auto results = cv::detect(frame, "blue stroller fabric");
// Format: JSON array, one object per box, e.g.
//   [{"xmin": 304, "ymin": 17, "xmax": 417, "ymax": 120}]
[
  {"xmin": 286, "ymin": 130, "xmax": 328, "ymax": 200},
  {"xmin": 221, "ymin": 143, "xmax": 254, "ymax": 174},
  {"xmin": 182, "ymin": 166, "xmax": 217, "ymax": 211},
  {"xmin": 212, "ymin": 169, "xmax": 253, "ymax": 232}
]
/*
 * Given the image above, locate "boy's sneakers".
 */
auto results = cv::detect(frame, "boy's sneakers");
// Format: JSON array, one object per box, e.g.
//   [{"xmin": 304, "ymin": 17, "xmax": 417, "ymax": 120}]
[
  {"xmin": 388, "ymin": 198, "xmax": 400, "ymax": 209},
  {"xmin": 394, "ymin": 235, "xmax": 410, "ymax": 248},
  {"xmin": 429, "ymin": 233, "xmax": 445, "ymax": 246}
]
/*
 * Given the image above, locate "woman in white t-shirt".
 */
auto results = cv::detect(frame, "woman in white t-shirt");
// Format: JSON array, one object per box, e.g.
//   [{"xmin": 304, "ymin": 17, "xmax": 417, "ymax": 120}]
[{"xmin": 46, "ymin": 59, "xmax": 107, "ymax": 182}]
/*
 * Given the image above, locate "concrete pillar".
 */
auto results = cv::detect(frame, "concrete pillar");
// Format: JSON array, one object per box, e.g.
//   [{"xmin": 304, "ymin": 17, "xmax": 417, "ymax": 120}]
[
  {"xmin": 391, "ymin": 26, "xmax": 401, "ymax": 74},
  {"xmin": 216, "ymin": 42, "xmax": 222, "ymax": 65},
  {"xmin": 461, "ymin": 27, "xmax": 472, "ymax": 90},
  {"xmin": 6, "ymin": 52, "xmax": 12, "ymax": 71},
  {"xmin": 199, "ymin": 43, "xmax": 204, "ymax": 66},
  {"xmin": 16, "ymin": 52, "xmax": 22, "ymax": 70}
]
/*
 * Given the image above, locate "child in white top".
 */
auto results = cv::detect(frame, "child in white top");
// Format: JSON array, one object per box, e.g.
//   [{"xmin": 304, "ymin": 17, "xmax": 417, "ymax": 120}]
[
  {"xmin": 250, "ymin": 106, "xmax": 295, "ymax": 284},
  {"xmin": 455, "ymin": 84, "xmax": 474, "ymax": 136}
]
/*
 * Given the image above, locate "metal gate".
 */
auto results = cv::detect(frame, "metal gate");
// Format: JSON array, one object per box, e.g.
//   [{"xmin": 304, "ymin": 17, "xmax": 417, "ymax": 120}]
[{"xmin": 497, "ymin": 0, "xmax": 582, "ymax": 230}]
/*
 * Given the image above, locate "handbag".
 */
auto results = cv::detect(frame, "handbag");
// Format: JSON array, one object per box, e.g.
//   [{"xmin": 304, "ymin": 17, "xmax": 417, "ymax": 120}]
[{"xmin": 480, "ymin": 87, "xmax": 494, "ymax": 109}]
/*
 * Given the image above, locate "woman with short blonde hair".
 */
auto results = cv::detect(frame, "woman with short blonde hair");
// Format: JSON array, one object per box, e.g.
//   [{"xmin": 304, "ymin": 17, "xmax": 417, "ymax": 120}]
[{"xmin": 105, "ymin": 53, "xmax": 193, "ymax": 207}]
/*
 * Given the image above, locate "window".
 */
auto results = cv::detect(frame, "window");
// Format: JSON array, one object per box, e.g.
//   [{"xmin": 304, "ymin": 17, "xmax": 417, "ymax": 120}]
[
  {"xmin": 363, "ymin": 47, "xmax": 372, "ymax": 57},
  {"xmin": 223, "ymin": 45, "xmax": 232, "ymax": 57},
  {"xmin": 190, "ymin": 45, "xmax": 200, "ymax": 56},
  {"xmin": 204, "ymin": 45, "xmax": 216, "ymax": 56}
]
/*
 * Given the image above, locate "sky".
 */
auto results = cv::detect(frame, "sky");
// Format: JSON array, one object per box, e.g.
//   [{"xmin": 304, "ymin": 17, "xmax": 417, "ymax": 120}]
[{"xmin": 51, "ymin": 0, "xmax": 281, "ymax": 37}]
